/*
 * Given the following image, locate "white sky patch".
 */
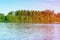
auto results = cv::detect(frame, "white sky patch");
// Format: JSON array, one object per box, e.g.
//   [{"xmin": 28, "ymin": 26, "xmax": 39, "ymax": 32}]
[{"xmin": 35, "ymin": 2, "xmax": 60, "ymax": 14}]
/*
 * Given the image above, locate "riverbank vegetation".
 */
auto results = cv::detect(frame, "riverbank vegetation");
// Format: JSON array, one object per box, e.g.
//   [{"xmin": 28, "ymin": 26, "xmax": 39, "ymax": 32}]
[{"xmin": 0, "ymin": 10, "xmax": 60, "ymax": 23}]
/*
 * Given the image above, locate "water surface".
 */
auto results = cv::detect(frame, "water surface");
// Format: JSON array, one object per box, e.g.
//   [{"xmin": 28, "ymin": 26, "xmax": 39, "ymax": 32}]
[{"xmin": 0, "ymin": 23, "xmax": 60, "ymax": 40}]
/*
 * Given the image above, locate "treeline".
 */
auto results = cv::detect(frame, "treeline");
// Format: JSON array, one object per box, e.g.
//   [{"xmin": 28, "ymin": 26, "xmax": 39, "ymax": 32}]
[{"xmin": 0, "ymin": 10, "xmax": 60, "ymax": 23}]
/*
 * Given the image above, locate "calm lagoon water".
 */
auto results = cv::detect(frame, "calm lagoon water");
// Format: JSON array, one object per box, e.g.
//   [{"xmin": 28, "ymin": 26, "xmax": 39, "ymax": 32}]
[{"xmin": 0, "ymin": 23, "xmax": 60, "ymax": 40}]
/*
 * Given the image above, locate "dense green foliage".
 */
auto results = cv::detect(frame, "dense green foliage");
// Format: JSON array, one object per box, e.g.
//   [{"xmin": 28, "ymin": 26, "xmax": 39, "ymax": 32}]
[{"xmin": 0, "ymin": 10, "xmax": 60, "ymax": 23}]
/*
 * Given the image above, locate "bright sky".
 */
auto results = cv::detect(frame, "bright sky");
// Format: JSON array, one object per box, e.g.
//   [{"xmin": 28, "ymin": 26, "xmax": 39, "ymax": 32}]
[{"xmin": 0, "ymin": 0, "xmax": 60, "ymax": 15}]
